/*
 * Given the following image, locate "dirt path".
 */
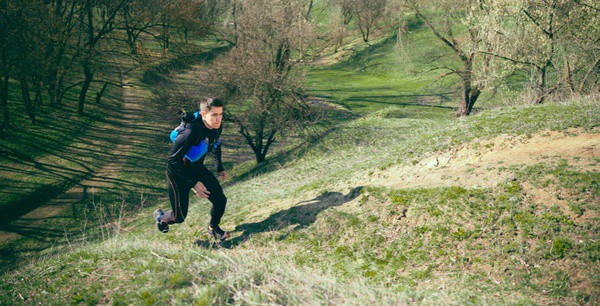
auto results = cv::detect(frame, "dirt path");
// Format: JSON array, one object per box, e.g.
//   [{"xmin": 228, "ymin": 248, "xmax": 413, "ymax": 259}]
[
  {"xmin": 367, "ymin": 129, "xmax": 599, "ymax": 190},
  {"xmin": 0, "ymin": 81, "xmax": 148, "ymax": 247}
]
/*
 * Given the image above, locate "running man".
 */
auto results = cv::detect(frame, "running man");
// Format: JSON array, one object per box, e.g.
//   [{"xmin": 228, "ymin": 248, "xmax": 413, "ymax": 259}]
[{"xmin": 154, "ymin": 97, "xmax": 230, "ymax": 242}]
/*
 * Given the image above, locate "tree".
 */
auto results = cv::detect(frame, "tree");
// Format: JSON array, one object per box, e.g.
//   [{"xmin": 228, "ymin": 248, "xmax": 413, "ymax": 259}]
[
  {"xmin": 118, "ymin": 0, "xmax": 163, "ymax": 56},
  {"xmin": 167, "ymin": 0, "xmax": 211, "ymax": 44},
  {"xmin": 200, "ymin": 0, "xmax": 228, "ymax": 26},
  {"xmin": 0, "ymin": 0, "xmax": 13, "ymax": 131},
  {"xmin": 12, "ymin": 1, "xmax": 54, "ymax": 124},
  {"xmin": 76, "ymin": 0, "xmax": 126, "ymax": 115},
  {"xmin": 44, "ymin": 0, "xmax": 81, "ymax": 107},
  {"xmin": 0, "ymin": 0, "xmax": 50, "ymax": 128},
  {"xmin": 207, "ymin": 0, "xmax": 316, "ymax": 164},
  {"xmin": 479, "ymin": 0, "xmax": 599, "ymax": 104},
  {"xmin": 354, "ymin": 0, "xmax": 387, "ymax": 43},
  {"xmin": 404, "ymin": 0, "xmax": 492, "ymax": 116},
  {"xmin": 329, "ymin": 0, "xmax": 357, "ymax": 52}
]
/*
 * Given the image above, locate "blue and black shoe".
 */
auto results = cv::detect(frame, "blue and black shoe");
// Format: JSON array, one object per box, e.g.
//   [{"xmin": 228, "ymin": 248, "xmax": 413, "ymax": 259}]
[{"xmin": 153, "ymin": 209, "xmax": 169, "ymax": 233}]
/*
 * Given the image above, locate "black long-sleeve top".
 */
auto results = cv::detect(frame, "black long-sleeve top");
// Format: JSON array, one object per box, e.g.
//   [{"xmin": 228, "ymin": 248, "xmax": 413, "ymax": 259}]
[{"xmin": 167, "ymin": 120, "xmax": 224, "ymax": 181}]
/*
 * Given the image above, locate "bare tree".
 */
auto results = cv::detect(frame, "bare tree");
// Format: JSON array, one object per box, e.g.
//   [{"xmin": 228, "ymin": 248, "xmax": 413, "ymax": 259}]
[
  {"xmin": 77, "ymin": 0, "xmax": 126, "ymax": 115},
  {"xmin": 479, "ymin": 0, "xmax": 599, "ymax": 104},
  {"xmin": 207, "ymin": 0, "xmax": 317, "ymax": 163},
  {"xmin": 329, "ymin": 0, "xmax": 357, "ymax": 51},
  {"xmin": 118, "ymin": 0, "xmax": 162, "ymax": 56},
  {"xmin": 0, "ymin": 0, "xmax": 51, "ymax": 127},
  {"xmin": 43, "ymin": 1, "xmax": 81, "ymax": 107},
  {"xmin": 405, "ymin": 0, "xmax": 491, "ymax": 116},
  {"xmin": 354, "ymin": 0, "xmax": 387, "ymax": 43},
  {"xmin": 168, "ymin": 0, "xmax": 211, "ymax": 44},
  {"xmin": 200, "ymin": 0, "xmax": 228, "ymax": 26}
]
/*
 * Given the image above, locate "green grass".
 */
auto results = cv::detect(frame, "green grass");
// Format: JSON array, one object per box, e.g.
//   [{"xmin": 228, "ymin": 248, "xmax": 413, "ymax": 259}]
[
  {"xmin": 307, "ymin": 30, "xmax": 456, "ymax": 115},
  {"xmin": 0, "ymin": 81, "xmax": 122, "ymax": 215},
  {"xmin": 1, "ymin": 21, "xmax": 598, "ymax": 304},
  {"xmin": 0, "ymin": 36, "xmax": 224, "ymax": 271},
  {"xmin": 2, "ymin": 94, "xmax": 597, "ymax": 305},
  {"xmin": 221, "ymin": 97, "xmax": 598, "ymax": 210},
  {"xmin": 306, "ymin": 15, "xmax": 531, "ymax": 114}
]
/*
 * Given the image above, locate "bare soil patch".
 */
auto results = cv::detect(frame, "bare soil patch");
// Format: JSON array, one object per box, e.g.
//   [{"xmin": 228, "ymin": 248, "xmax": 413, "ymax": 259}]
[{"xmin": 369, "ymin": 129, "xmax": 599, "ymax": 190}]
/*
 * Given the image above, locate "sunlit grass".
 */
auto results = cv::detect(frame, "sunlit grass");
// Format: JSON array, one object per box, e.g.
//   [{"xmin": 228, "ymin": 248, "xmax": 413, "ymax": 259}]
[
  {"xmin": 2, "ymin": 96, "xmax": 597, "ymax": 304},
  {"xmin": 1, "ymin": 18, "xmax": 598, "ymax": 305}
]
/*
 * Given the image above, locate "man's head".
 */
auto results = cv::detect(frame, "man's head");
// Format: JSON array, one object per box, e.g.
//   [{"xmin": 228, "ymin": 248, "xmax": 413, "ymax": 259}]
[{"xmin": 199, "ymin": 97, "xmax": 224, "ymax": 130}]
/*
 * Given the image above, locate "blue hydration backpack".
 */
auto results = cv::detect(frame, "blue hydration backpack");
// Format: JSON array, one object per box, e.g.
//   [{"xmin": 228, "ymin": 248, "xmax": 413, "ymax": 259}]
[{"xmin": 170, "ymin": 111, "xmax": 219, "ymax": 162}]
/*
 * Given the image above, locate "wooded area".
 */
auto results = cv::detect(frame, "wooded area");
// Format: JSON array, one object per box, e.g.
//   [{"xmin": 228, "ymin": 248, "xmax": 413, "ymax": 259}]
[{"xmin": 0, "ymin": 0, "xmax": 597, "ymax": 161}]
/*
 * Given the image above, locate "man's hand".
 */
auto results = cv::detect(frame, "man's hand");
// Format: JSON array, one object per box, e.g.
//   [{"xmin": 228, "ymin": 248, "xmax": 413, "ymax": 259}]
[
  {"xmin": 192, "ymin": 181, "xmax": 210, "ymax": 198},
  {"xmin": 218, "ymin": 171, "xmax": 229, "ymax": 181}
]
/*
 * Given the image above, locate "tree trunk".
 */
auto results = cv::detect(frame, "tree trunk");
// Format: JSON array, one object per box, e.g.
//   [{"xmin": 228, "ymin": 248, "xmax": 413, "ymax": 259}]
[
  {"xmin": 126, "ymin": 28, "xmax": 138, "ymax": 55},
  {"xmin": 237, "ymin": 120, "xmax": 277, "ymax": 164},
  {"xmin": 533, "ymin": 65, "xmax": 547, "ymax": 104},
  {"xmin": 304, "ymin": 0, "xmax": 314, "ymax": 20},
  {"xmin": 162, "ymin": 22, "xmax": 170, "ymax": 52},
  {"xmin": 456, "ymin": 61, "xmax": 481, "ymax": 116},
  {"xmin": 95, "ymin": 82, "xmax": 108, "ymax": 104},
  {"xmin": 564, "ymin": 56, "xmax": 574, "ymax": 93},
  {"xmin": 46, "ymin": 40, "xmax": 64, "ymax": 107},
  {"xmin": 56, "ymin": 70, "xmax": 67, "ymax": 105},
  {"xmin": 78, "ymin": 60, "xmax": 94, "ymax": 115},
  {"xmin": 34, "ymin": 82, "xmax": 43, "ymax": 107},
  {"xmin": 358, "ymin": 22, "xmax": 370, "ymax": 43},
  {"xmin": 252, "ymin": 129, "xmax": 277, "ymax": 164},
  {"xmin": 19, "ymin": 76, "xmax": 36, "ymax": 124},
  {"xmin": 578, "ymin": 58, "xmax": 599, "ymax": 93},
  {"xmin": 0, "ymin": 67, "xmax": 10, "ymax": 131},
  {"xmin": 253, "ymin": 127, "xmax": 264, "ymax": 163},
  {"xmin": 47, "ymin": 54, "xmax": 59, "ymax": 106},
  {"xmin": 255, "ymin": 150, "xmax": 266, "ymax": 164},
  {"xmin": 261, "ymin": 129, "xmax": 277, "ymax": 161}
]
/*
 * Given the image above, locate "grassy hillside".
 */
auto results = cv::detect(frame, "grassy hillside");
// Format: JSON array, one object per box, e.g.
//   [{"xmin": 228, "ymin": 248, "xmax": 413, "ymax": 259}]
[
  {"xmin": 0, "ymin": 84, "xmax": 122, "ymax": 216},
  {"xmin": 1, "ymin": 94, "xmax": 597, "ymax": 304},
  {"xmin": 307, "ymin": 33, "xmax": 455, "ymax": 115},
  {"xmin": 0, "ymin": 39, "xmax": 229, "ymax": 269},
  {"xmin": 1, "ymin": 23, "xmax": 598, "ymax": 305}
]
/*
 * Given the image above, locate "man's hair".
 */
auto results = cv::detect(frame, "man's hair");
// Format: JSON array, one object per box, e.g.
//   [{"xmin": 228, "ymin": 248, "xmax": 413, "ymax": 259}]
[{"xmin": 199, "ymin": 97, "xmax": 224, "ymax": 112}]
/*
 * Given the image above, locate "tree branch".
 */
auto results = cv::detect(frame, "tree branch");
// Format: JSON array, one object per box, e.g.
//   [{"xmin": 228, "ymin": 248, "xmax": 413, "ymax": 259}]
[
  {"xmin": 411, "ymin": 4, "xmax": 466, "ymax": 62},
  {"xmin": 522, "ymin": 9, "xmax": 552, "ymax": 38},
  {"xmin": 573, "ymin": 0, "xmax": 600, "ymax": 11},
  {"xmin": 578, "ymin": 58, "xmax": 600, "ymax": 92},
  {"xmin": 478, "ymin": 51, "xmax": 541, "ymax": 70}
]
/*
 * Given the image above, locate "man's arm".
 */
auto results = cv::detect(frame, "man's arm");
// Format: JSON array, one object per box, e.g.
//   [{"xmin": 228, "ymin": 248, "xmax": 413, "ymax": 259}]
[
  {"xmin": 212, "ymin": 137, "xmax": 224, "ymax": 172},
  {"xmin": 212, "ymin": 137, "xmax": 228, "ymax": 180}
]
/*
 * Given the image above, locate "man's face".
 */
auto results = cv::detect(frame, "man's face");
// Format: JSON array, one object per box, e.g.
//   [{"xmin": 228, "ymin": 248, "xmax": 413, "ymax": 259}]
[{"xmin": 201, "ymin": 106, "xmax": 223, "ymax": 129}]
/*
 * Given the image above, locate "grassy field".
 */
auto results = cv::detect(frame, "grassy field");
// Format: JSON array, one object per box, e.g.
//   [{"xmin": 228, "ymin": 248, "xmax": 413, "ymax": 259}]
[
  {"xmin": 1, "ymin": 95, "xmax": 597, "ymax": 305},
  {"xmin": 0, "ymin": 82, "xmax": 122, "ymax": 215},
  {"xmin": 0, "ymin": 38, "xmax": 226, "ymax": 269},
  {"xmin": 1, "ymin": 22, "xmax": 598, "ymax": 305}
]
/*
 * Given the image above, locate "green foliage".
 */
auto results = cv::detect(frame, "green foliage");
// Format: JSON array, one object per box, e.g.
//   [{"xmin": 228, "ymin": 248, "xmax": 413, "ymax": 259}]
[
  {"xmin": 1, "ymin": 5, "xmax": 599, "ymax": 304},
  {"xmin": 544, "ymin": 238, "xmax": 574, "ymax": 260}
]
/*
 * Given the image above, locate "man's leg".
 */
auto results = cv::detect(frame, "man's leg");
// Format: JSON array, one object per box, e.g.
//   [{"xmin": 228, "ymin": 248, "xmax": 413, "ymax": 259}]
[
  {"xmin": 164, "ymin": 167, "xmax": 193, "ymax": 224},
  {"xmin": 195, "ymin": 166, "xmax": 227, "ymax": 229}
]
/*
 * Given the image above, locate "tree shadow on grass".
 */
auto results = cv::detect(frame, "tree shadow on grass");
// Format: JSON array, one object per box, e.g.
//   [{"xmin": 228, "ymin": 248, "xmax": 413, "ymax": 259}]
[{"xmin": 195, "ymin": 186, "xmax": 363, "ymax": 249}]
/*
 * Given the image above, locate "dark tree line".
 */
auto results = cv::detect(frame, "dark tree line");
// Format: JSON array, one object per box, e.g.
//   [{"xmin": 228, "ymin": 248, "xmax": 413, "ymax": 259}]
[
  {"xmin": 0, "ymin": 0, "xmax": 212, "ymax": 132},
  {"xmin": 2, "ymin": 0, "xmax": 596, "ymax": 163}
]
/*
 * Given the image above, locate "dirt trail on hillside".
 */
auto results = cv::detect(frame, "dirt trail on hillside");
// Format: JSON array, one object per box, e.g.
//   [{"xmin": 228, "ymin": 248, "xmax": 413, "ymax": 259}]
[
  {"xmin": 0, "ymin": 82, "xmax": 147, "ymax": 247},
  {"xmin": 367, "ymin": 129, "xmax": 599, "ymax": 190}
]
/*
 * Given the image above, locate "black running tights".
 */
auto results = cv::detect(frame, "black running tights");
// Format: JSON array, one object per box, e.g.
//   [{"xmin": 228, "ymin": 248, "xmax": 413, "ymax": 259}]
[{"xmin": 165, "ymin": 165, "xmax": 227, "ymax": 228}]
